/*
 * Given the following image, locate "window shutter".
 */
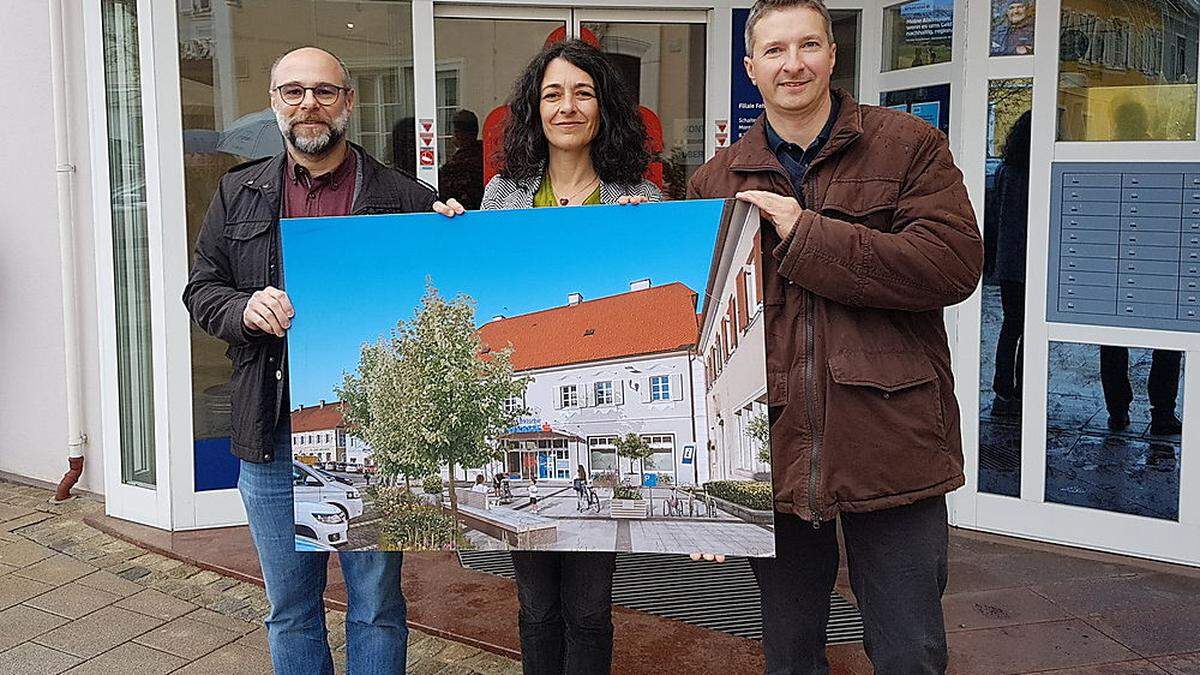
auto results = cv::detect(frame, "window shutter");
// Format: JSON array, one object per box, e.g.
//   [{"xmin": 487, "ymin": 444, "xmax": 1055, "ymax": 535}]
[
  {"xmin": 640, "ymin": 378, "xmax": 653, "ymax": 403},
  {"xmin": 751, "ymin": 234, "xmax": 764, "ymax": 301},
  {"xmin": 728, "ymin": 304, "xmax": 738, "ymax": 348},
  {"xmin": 553, "ymin": 386, "xmax": 564, "ymax": 410},
  {"xmin": 670, "ymin": 373, "xmax": 684, "ymax": 401},
  {"xmin": 614, "ymin": 380, "xmax": 624, "ymax": 405},
  {"xmin": 736, "ymin": 269, "xmax": 749, "ymax": 330}
]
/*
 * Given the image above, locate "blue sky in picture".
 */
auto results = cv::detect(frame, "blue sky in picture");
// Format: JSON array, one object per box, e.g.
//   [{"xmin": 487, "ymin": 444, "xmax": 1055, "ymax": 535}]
[{"xmin": 282, "ymin": 199, "xmax": 727, "ymax": 407}]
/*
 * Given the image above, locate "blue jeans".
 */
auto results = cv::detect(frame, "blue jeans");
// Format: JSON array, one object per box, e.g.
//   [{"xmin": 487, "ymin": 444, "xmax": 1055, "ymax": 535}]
[{"xmin": 239, "ymin": 451, "xmax": 407, "ymax": 674}]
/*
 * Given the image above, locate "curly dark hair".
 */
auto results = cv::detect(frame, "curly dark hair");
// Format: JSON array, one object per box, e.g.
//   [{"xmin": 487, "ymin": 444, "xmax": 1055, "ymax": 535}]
[{"xmin": 500, "ymin": 39, "xmax": 650, "ymax": 185}]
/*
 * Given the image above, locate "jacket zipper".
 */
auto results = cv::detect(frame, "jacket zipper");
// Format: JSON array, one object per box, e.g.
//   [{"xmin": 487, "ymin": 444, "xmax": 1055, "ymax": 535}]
[{"xmin": 739, "ymin": 162, "xmax": 826, "ymax": 527}]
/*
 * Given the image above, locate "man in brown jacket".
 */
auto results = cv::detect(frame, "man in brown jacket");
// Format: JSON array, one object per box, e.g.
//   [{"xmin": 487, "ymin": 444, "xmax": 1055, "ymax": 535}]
[{"xmin": 688, "ymin": 1, "xmax": 982, "ymax": 672}]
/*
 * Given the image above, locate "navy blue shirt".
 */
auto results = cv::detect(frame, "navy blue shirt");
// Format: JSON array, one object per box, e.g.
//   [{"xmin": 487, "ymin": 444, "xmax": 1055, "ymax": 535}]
[{"xmin": 764, "ymin": 94, "xmax": 840, "ymax": 205}]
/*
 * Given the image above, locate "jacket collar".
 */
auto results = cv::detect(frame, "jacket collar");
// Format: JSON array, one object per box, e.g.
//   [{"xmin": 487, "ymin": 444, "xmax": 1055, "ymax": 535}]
[
  {"xmin": 729, "ymin": 88, "xmax": 863, "ymax": 173},
  {"xmin": 239, "ymin": 141, "xmax": 390, "ymax": 213}
]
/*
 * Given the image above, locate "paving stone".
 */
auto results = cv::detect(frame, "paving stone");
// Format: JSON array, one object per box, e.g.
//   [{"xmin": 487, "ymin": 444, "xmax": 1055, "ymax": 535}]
[
  {"xmin": 0, "ymin": 572, "xmax": 55, "ymax": 610},
  {"xmin": 24, "ymin": 583, "xmax": 121, "ymax": 620},
  {"xmin": 0, "ymin": 641, "xmax": 83, "ymax": 675},
  {"xmin": 1013, "ymin": 659, "xmax": 1167, "ymax": 674},
  {"xmin": 133, "ymin": 616, "xmax": 239, "ymax": 660},
  {"xmin": 0, "ymin": 503, "xmax": 35, "ymax": 522},
  {"xmin": 943, "ymin": 587, "xmax": 1071, "ymax": 632},
  {"xmin": 947, "ymin": 619, "xmax": 1138, "ymax": 674},
  {"xmin": 0, "ymin": 540, "xmax": 56, "ymax": 567},
  {"xmin": 115, "ymin": 588, "xmax": 195, "ymax": 621},
  {"xmin": 1153, "ymin": 652, "xmax": 1200, "ymax": 675},
  {"xmin": 234, "ymin": 626, "xmax": 268, "ymax": 652},
  {"xmin": 62, "ymin": 642, "xmax": 186, "ymax": 675},
  {"xmin": 0, "ymin": 604, "xmax": 70, "ymax": 652},
  {"xmin": 184, "ymin": 607, "xmax": 259, "ymax": 635},
  {"xmin": 33, "ymin": 606, "xmax": 163, "ymax": 659},
  {"xmin": 74, "ymin": 570, "xmax": 143, "ymax": 597},
  {"xmin": 172, "ymin": 642, "xmax": 273, "ymax": 675},
  {"xmin": 0, "ymin": 512, "xmax": 52, "ymax": 533},
  {"xmin": 15, "ymin": 554, "xmax": 97, "ymax": 586},
  {"xmin": 1086, "ymin": 604, "xmax": 1200, "ymax": 658}
]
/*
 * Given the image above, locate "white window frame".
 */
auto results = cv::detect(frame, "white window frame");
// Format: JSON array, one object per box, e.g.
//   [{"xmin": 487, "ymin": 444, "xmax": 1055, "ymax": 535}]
[
  {"xmin": 560, "ymin": 384, "xmax": 580, "ymax": 409},
  {"xmin": 594, "ymin": 380, "xmax": 615, "ymax": 405},
  {"xmin": 649, "ymin": 374, "xmax": 671, "ymax": 401}
]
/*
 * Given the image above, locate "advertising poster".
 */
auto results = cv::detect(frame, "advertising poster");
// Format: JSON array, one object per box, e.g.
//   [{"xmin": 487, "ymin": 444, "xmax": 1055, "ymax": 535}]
[
  {"xmin": 283, "ymin": 200, "xmax": 776, "ymax": 556},
  {"xmin": 880, "ymin": 84, "xmax": 952, "ymax": 136}
]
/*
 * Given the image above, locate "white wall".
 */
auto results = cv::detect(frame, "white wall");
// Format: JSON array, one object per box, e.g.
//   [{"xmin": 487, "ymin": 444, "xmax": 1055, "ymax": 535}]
[{"xmin": 0, "ymin": 2, "xmax": 105, "ymax": 494}]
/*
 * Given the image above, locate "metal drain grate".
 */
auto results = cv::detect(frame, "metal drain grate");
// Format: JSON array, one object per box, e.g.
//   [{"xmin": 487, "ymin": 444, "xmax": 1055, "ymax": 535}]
[{"xmin": 458, "ymin": 550, "xmax": 864, "ymax": 644}]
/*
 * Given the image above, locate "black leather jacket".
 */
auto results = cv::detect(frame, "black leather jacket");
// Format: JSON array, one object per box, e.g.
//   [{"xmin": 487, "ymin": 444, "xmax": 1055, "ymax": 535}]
[{"xmin": 183, "ymin": 143, "xmax": 437, "ymax": 463}]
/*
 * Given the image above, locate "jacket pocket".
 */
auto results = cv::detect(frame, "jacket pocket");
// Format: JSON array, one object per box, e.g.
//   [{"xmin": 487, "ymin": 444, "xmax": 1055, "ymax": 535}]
[
  {"xmin": 823, "ymin": 349, "xmax": 948, "ymax": 502},
  {"xmin": 223, "ymin": 220, "xmax": 273, "ymax": 290},
  {"xmin": 819, "ymin": 179, "xmax": 899, "ymax": 232},
  {"xmin": 227, "ymin": 343, "xmax": 264, "ymax": 449}
]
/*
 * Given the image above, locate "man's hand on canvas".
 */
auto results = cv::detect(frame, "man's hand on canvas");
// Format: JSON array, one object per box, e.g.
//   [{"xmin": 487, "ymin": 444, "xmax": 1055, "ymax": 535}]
[
  {"xmin": 617, "ymin": 195, "xmax": 649, "ymax": 206},
  {"xmin": 736, "ymin": 190, "xmax": 803, "ymax": 241},
  {"xmin": 243, "ymin": 286, "xmax": 293, "ymax": 337},
  {"xmin": 433, "ymin": 198, "xmax": 466, "ymax": 218},
  {"xmin": 689, "ymin": 552, "xmax": 726, "ymax": 563}
]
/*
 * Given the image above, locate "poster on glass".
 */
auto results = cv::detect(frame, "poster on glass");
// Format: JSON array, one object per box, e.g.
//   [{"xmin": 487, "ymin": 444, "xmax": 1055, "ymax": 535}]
[{"xmin": 283, "ymin": 199, "xmax": 776, "ymax": 556}]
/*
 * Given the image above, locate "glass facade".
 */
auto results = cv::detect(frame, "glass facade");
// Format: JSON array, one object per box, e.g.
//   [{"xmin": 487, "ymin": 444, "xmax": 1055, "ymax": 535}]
[
  {"xmin": 979, "ymin": 78, "xmax": 1034, "ymax": 497},
  {"xmin": 1057, "ymin": 0, "xmax": 1198, "ymax": 141},
  {"xmin": 990, "ymin": 0, "xmax": 1035, "ymax": 56},
  {"xmin": 103, "ymin": 0, "xmax": 156, "ymax": 488}
]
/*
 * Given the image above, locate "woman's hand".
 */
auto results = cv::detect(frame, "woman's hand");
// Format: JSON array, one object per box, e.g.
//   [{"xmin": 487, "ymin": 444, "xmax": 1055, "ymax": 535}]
[
  {"xmin": 617, "ymin": 195, "xmax": 649, "ymax": 206},
  {"xmin": 432, "ymin": 198, "xmax": 465, "ymax": 218},
  {"xmin": 689, "ymin": 552, "xmax": 726, "ymax": 563}
]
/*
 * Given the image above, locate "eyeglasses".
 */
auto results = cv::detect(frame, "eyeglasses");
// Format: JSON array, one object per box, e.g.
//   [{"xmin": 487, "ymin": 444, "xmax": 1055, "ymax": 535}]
[{"xmin": 273, "ymin": 83, "xmax": 349, "ymax": 106}]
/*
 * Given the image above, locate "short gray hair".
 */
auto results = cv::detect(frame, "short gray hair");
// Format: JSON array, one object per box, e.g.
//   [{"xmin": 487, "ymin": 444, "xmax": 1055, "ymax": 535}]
[
  {"xmin": 269, "ymin": 47, "xmax": 352, "ymax": 89},
  {"xmin": 744, "ymin": 0, "xmax": 835, "ymax": 56}
]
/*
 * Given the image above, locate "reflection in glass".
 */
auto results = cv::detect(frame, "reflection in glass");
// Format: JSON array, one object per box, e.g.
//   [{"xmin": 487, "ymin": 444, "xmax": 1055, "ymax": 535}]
[
  {"xmin": 583, "ymin": 22, "xmax": 707, "ymax": 200},
  {"xmin": 104, "ymin": 0, "xmax": 156, "ymax": 488},
  {"xmin": 990, "ymin": 0, "xmax": 1034, "ymax": 56},
  {"xmin": 433, "ymin": 18, "xmax": 567, "ymax": 206},
  {"xmin": 177, "ymin": 1, "xmax": 416, "ymax": 491},
  {"xmin": 883, "ymin": 0, "xmax": 953, "ymax": 71},
  {"xmin": 1057, "ymin": 0, "xmax": 1198, "ymax": 141},
  {"xmin": 880, "ymin": 84, "xmax": 951, "ymax": 135},
  {"xmin": 1045, "ymin": 343, "xmax": 1183, "ymax": 520},
  {"xmin": 979, "ymin": 79, "xmax": 1032, "ymax": 497}
]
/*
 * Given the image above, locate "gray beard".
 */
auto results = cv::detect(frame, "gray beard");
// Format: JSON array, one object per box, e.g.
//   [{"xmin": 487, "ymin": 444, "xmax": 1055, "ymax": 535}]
[{"xmin": 276, "ymin": 107, "xmax": 351, "ymax": 157}]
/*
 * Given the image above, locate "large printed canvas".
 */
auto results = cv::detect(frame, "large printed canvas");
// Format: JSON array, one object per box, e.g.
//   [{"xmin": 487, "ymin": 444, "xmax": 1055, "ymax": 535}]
[{"xmin": 283, "ymin": 199, "xmax": 775, "ymax": 555}]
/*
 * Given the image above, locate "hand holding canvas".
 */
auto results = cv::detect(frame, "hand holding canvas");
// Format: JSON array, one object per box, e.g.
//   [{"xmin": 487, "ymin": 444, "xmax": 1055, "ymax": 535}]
[
  {"xmin": 736, "ymin": 190, "xmax": 802, "ymax": 241},
  {"xmin": 243, "ymin": 286, "xmax": 294, "ymax": 337}
]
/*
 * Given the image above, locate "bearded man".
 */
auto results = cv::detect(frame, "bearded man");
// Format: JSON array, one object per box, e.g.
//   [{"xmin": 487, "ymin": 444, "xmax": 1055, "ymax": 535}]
[{"xmin": 183, "ymin": 47, "xmax": 436, "ymax": 675}]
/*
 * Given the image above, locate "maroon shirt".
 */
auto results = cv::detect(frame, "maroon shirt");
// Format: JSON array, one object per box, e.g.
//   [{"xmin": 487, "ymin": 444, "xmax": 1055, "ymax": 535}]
[{"xmin": 283, "ymin": 148, "xmax": 357, "ymax": 218}]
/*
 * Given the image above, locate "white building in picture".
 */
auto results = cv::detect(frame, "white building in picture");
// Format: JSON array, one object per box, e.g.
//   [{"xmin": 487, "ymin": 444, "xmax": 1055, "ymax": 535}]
[
  {"xmin": 289, "ymin": 401, "xmax": 372, "ymax": 468},
  {"xmin": 699, "ymin": 206, "xmax": 770, "ymax": 482},
  {"xmin": 476, "ymin": 280, "xmax": 709, "ymax": 487}
]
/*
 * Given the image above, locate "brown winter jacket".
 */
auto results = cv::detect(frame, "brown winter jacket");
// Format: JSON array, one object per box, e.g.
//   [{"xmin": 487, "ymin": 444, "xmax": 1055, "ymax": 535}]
[{"xmin": 688, "ymin": 89, "xmax": 983, "ymax": 522}]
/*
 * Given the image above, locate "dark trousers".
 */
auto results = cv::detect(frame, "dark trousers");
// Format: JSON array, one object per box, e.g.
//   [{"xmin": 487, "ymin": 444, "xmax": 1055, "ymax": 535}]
[
  {"xmin": 1098, "ymin": 347, "xmax": 1181, "ymax": 415},
  {"xmin": 751, "ymin": 497, "xmax": 950, "ymax": 675},
  {"xmin": 511, "ymin": 551, "xmax": 617, "ymax": 675},
  {"xmin": 993, "ymin": 281, "xmax": 1025, "ymax": 399}
]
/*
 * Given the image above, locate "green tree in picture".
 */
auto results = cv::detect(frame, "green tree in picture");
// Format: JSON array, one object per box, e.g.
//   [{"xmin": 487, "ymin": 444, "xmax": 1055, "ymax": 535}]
[
  {"xmin": 748, "ymin": 413, "xmax": 771, "ymax": 465},
  {"xmin": 615, "ymin": 433, "xmax": 654, "ymax": 478},
  {"xmin": 337, "ymin": 281, "xmax": 529, "ymax": 532}
]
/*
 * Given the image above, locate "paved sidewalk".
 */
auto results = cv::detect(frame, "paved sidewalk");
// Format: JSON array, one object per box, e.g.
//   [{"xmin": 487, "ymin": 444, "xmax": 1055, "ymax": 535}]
[{"xmin": 0, "ymin": 479, "xmax": 520, "ymax": 674}]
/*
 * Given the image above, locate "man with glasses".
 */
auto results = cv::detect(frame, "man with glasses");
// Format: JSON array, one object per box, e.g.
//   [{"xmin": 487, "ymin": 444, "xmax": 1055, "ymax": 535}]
[{"xmin": 183, "ymin": 46, "xmax": 436, "ymax": 674}]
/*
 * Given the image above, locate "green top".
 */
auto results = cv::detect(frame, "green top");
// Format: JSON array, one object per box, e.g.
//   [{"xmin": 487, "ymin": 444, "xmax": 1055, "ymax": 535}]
[{"xmin": 532, "ymin": 173, "xmax": 602, "ymax": 208}]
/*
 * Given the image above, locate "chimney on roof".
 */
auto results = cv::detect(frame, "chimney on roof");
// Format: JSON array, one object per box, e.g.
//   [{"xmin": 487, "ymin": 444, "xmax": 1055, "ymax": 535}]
[
  {"xmin": 567, "ymin": 292, "xmax": 584, "ymax": 306},
  {"xmin": 630, "ymin": 278, "xmax": 651, "ymax": 291},
  {"xmin": 491, "ymin": 315, "xmax": 505, "ymax": 322},
  {"xmin": 319, "ymin": 400, "xmax": 325, "ymax": 408}
]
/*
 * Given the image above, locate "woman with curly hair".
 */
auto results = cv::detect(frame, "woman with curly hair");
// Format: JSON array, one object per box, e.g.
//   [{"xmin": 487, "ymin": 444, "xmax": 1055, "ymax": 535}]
[{"xmin": 435, "ymin": 38, "xmax": 659, "ymax": 675}]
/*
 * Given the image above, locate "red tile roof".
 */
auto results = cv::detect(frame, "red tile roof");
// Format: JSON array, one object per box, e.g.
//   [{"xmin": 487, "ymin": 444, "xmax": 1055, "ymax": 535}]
[
  {"xmin": 477, "ymin": 282, "xmax": 699, "ymax": 372},
  {"xmin": 290, "ymin": 402, "xmax": 345, "ymax": 433}
]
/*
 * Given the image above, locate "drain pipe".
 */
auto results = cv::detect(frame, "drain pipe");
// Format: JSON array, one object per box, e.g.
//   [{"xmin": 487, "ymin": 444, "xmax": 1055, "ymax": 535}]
[{"xmin": 49, "ymin": 0, "xmax": 88, "ymax": 502}]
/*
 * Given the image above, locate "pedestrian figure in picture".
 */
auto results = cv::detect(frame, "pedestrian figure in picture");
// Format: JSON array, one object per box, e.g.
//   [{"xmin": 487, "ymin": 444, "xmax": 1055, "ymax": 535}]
[
  {"xmin": 433, "ymin": 38, "xmax": 660, "ymax": 675},
  {"xmin": 990, "ymin": 110, "xmax": 1031, "ymax": 417}
]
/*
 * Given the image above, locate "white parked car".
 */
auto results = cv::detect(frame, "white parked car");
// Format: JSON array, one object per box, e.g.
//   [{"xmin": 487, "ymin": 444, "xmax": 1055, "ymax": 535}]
[
  {"xmin": 293, "ymin": 460, "xmax": 364, "ymax": 521},
  {"xmin": 294, "ymin": 501, "xmax": 347, "ymax": 548}
]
